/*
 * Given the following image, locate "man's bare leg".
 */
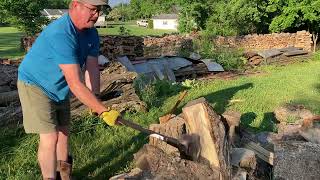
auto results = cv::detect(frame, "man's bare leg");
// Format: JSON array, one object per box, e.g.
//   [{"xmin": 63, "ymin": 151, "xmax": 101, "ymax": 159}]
[
  {"xmin": 38, "ymin": 132, "xmax": 58, "ymax": 179},
  {"xmin": 57, "ymin": 126, "xmax": 69, "ymax": 161}
]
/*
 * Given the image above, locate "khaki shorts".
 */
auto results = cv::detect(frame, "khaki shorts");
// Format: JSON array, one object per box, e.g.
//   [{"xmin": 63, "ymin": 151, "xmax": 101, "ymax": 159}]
[{"xmin": 17, "ymin": 81, "xmax": 70, "ymax": 134}]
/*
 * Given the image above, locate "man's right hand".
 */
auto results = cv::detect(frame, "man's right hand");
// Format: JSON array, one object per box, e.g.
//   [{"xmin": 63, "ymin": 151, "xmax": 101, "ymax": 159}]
[{"xmin": 100, "ymin": 110, "xmax": 120, "ymax": 126}]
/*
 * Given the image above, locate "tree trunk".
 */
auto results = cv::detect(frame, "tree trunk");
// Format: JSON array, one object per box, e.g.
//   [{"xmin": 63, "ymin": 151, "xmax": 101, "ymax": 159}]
[{"xmin": 312, "ymin": 32, "xmax": 318, "ymax": 52}]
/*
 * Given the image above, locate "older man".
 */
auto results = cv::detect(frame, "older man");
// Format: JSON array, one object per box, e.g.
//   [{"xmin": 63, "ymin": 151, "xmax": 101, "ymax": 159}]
[{"xmin": 17, "ymin": 0, "xmax": 118, "ymax": 179}]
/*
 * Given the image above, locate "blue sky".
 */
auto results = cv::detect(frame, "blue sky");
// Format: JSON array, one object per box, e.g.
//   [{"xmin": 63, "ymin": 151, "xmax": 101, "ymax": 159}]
[{"xmin": 109, "ymin": 0, "xmax": 130, "ymax": 7}]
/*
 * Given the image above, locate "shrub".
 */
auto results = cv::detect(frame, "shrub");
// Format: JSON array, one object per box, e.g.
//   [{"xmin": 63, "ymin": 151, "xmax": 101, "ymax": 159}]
[
  {"xmin": 147, "ymin": 19, "xmax": 153, "ymax": 29},
  {"xmin": 193, "ymin": 35, "xmax": 246, "ymax": 70},
  {"xmin": 118, "ymin": 26, "xmax": 131, "ymax": 36},
  {"xmin": 133, "ymin": 76, "xmax": 183, "ymax": 108}
]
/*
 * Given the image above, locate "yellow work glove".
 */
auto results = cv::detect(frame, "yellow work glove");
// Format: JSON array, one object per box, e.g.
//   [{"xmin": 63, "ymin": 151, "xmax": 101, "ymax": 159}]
[{"xmin": 100, "ymin": 110, "xmax": 120, "ymax": 126}]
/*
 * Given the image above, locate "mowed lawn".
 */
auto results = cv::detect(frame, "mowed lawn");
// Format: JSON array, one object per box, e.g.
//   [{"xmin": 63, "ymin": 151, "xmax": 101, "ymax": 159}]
[
  {"xmin": 97, "ymin": 21, "xmax": 176, "ymax": 36},
  {"xmin": 0, "ymin": 27, "xmax": 25, "ymax": 59},
  {"xmin": 1, "ymin": 59, "xmax": 320, "ymax": 179}
]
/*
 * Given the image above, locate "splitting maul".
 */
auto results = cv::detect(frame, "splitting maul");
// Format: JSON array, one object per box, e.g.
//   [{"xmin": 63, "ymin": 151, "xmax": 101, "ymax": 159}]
[{"xmin": 117, "ymin": 118, "xmax": 200, "ymax": 161}]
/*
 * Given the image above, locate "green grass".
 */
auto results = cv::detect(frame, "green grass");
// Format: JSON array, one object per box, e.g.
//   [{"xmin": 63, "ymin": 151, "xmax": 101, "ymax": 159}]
[
  {"xmin": 97, "ymin": 21, "xmax": 176, "ymax": 36},
  {"xmin": 1, "ymin": 59, "xmax": 320, "ymax": 179},
  {"xmin": 0, "ymin": 27, "xmax": 25, "ymax": 59}
]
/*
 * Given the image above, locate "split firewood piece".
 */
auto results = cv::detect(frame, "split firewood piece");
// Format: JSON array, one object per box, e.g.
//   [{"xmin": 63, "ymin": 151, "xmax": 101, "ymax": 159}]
[
  {"xmin": 299, "ymin": 115, "xmax": 320, "ymax": 144},
  {"xmin": 159, "ymin": 90, "xmax": 188, "ymax": 124},
  {"xmin": 222, "ymin": 111, "xmax": 241, "ymax": 144},
  {"xmin": 150, "ymin": 115, "xmax": 186, "ymax": 155},
  {"xmin": 182, "ymin": 97, "xmax": 231, "ymax": 179},
  {"xmin": 231, "ymin": 148, "xmax": 256, "ymax": 170}
]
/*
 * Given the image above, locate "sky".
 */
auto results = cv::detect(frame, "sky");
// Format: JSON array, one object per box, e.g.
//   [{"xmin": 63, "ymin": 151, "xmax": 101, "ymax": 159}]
[{"xmin": 109, "ymin": 0, "xmax": 130, "ymax": 7}]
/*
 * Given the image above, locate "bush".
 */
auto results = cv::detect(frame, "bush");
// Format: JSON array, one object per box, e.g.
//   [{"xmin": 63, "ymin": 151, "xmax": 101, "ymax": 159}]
[
  {"xmin": 193, "ymin": 35, "xmax": 246, "ymax": 70},
  {"xmin": 147, "ymin": 19, "xmax": 153, "ymax": 29},
  {"xmin": 133, "ymin": 76, "xmax": 183, "ymax": 108}
]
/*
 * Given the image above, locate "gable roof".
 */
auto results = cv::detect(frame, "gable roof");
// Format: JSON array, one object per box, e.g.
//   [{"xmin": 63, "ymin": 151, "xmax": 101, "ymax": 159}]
[
  {"xmin": 41, "ymin": 9, "xmax": 68, "ymax": 16},
  {"xmin": 152, "ymin": 14, "xmax": 178, "ymax": 20}
]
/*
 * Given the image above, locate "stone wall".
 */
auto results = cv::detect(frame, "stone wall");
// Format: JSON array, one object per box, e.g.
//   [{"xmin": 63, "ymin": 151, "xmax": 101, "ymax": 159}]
[{"xmin": 214, "ymin": 30, "xmax": 313, "ymax": 52}]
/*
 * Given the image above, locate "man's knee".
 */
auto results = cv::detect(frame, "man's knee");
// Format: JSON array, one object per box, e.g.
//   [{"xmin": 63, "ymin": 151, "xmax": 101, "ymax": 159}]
[{"xmin": 39, "ymin": 133, "xmax": 59, "ymax": 148}]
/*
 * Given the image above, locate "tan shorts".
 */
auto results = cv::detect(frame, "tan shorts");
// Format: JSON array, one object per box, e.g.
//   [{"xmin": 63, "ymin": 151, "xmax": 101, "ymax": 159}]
[{"xmin": 17, "ymin": 81, "xmax": 70, "ymax": 134}]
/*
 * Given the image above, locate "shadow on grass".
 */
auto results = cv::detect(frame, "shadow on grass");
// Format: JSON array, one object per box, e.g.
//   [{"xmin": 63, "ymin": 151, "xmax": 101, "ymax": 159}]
[
  {"xmin": 73, "ymin": 133, "xmax": 147, "ymax": 179},
  {"xmin": 205, "ymin": 83, "xmax": 254, "ymax": 114}
]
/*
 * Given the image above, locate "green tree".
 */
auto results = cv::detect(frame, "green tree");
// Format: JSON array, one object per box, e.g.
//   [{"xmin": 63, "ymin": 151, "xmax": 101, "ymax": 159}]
[
  {"xmin": 0, "ymin": 0, "xmax": 49, "ymax": 35},
  {"xmin": 178, "ymin": 1, "xmax": 211, "ymax": 33},
  {"xmin": 268, "ymin": 0, "xmax": 320, "ymax": 52}
]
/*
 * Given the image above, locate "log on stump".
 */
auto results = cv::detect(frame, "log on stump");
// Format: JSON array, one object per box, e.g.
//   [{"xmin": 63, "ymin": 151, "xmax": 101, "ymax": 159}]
[
  {"xmin": 182, "ymin": 97, "xmax": 231, "ymax": 179},
  {"xmin": 149, "ymin": 115, "xmax": 186, "ymax": 156}
]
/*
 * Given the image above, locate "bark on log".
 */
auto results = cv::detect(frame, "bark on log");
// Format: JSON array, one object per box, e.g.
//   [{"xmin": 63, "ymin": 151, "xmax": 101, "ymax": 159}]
[
  {"xmin": 133, "ymin": 144, "xmax": 220, "ymax": 180},
  {"xmin": 182, "ymin": 97, "xmax": 231, "ymax": 179}
]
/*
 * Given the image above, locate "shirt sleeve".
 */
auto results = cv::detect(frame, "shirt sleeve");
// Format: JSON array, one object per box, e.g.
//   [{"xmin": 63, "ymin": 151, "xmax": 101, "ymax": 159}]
[
  {"xmin": 87, "ymin": 28, "xmax": 100, "ymax": 57},
  {"xmin": 49, "ymin": 33, "xmax": 79, "ymax": 64}
]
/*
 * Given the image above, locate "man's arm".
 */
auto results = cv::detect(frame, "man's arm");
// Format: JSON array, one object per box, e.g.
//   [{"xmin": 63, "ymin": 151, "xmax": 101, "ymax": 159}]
[
  {"xmin": 84, "ymin": 56, "xmax": 100, "ymax": 95},
  {"xmin": 59, "ymin": 64, "xmax": 106, "ymax": 115}
]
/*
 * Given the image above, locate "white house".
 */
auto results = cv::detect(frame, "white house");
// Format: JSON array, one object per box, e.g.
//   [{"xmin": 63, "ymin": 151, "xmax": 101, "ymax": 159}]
[
  {"xmin": 41, "ymin": 9, "xmax": 68, "ymax": 20},
  {"xmin": 152, "ymin": 14, "xmax": 178, "ymax": 31},
  {"xmin": 41, "ymin": 9, "xmax": 106, "ymax": 27}
]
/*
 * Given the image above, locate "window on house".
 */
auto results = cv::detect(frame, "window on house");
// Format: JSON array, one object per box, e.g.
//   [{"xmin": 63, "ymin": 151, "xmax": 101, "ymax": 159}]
[{"xmin": 163, "ymin": 21, "xmax": 168, "ymax": 25}]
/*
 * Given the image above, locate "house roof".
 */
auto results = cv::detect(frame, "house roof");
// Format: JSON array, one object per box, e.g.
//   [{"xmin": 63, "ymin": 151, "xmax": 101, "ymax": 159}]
[
  {"xmin": 152, "ymin": 14, "xmax": 178, "ymax": 20},
  {"xmin": 41, "ymin": 9, "xmax": 68, "ymax": 16}
]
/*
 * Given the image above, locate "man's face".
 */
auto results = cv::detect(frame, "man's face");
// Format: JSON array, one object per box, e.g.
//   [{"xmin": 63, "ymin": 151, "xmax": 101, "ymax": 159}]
[{"xmin": 75, "ymin": 2, "xmax": 102, "ymax": 29}]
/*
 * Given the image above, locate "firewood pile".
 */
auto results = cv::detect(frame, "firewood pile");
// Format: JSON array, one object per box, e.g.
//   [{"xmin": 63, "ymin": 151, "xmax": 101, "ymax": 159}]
[
  {"xmin": 143, "ymin": 35, "xmax": 193, "ymax": 58},
  {"xmin": 244, "ymin": 46, "xmax": 310, "ymax": 67},
  {"xmin": 215, "ymin": 31, "xmax": 312, "ymax": 52},
  {"xmin": 71, "ymin": 61, "xmax": 147, "ymax": 116},
  {"xmin": 110, "ymin": 98, "xmax": 266, "ymax": 180},
  {"xmin": 0, "ymin": 62, "xmax": 21, "ymax": 126},
  {"xmin": 100, "ymin": 36, "xmax": 144, "ymax": 60}
]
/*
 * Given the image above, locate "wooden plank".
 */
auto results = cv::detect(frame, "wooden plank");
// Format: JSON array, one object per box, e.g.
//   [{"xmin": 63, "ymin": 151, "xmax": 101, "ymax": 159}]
[
  {"xmin": 244, "ymin": 141, "xmax": 274, "ymax": 165},
  {"xmin": 283, "ymin": 50, "xmax": 308, "ymax": 57}
]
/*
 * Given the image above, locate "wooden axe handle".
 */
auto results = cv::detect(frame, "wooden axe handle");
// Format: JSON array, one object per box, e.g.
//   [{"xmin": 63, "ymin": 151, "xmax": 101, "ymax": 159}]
[{"xmin": 161, "ymin": 90, "xmax": 188, "ymax": 123}]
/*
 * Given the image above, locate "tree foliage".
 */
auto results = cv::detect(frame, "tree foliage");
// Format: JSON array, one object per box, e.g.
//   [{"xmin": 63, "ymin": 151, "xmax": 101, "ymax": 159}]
[
  {"xmin": 267, "ymin": 0, "xmax": 320, "ymax": 51},
  {"xmin": 0, "ymin": 0, "xmax": 49, "ymax": 35}
]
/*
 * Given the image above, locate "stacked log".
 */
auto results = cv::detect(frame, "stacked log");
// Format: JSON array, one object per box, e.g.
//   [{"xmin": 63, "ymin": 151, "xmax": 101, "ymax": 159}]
[
  {"xmin": 0, "ymin": 64, "xmax": 21, "ymax": 126},
  {"xmin": 100, "ymin": 36, "xmax": 144, "ymax": 60},
  {"xmin": 214, "ymin": 31, "xmax": 312, "ymax": 52},
  {"xmin": 243, "ymin": 52, "xmax": 264, "ymax": 66},
  {"xmin": 143, "ymin": 35, "xmax": 193, "ymax": 58},
  {"xmin": 70, "ymin": 61, "xmax": 147, "ymax": 115}
]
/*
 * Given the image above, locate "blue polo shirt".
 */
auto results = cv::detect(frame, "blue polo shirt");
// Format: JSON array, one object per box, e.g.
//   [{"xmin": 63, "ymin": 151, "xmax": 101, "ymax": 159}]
[{"xmin": 18, "ymin": 13, "xmax": 100, "ymax": 102}]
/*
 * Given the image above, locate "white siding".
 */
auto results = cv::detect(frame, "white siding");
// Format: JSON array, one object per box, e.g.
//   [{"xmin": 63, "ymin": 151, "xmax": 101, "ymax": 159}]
[{"xmin": 153, "ymin": 19, "xmax": 178, "ymax": 30}]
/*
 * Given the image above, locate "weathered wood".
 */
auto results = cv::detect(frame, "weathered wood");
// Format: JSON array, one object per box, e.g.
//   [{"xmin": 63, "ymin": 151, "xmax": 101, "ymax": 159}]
[
  {"xmin": 243, "ymin": 141, "xmax": 274, "ymax": 165},
  {"xmin": 283, "ymin": 50, "xmax": 308, "ymax": 57},
  {"xmin": 0, "ymin": 86, "xmax": 11, "ymax": 93},
  {"xmin": 182, "ymin": 97, "xmax": 231, "ymax": 179},
  {"xmin": 159, "ymin": 90, "xmax": 187, "ymax": 124},
  {"xmin": 0, "ymin": 90, "xmax": 19, "ymax": 105}
]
